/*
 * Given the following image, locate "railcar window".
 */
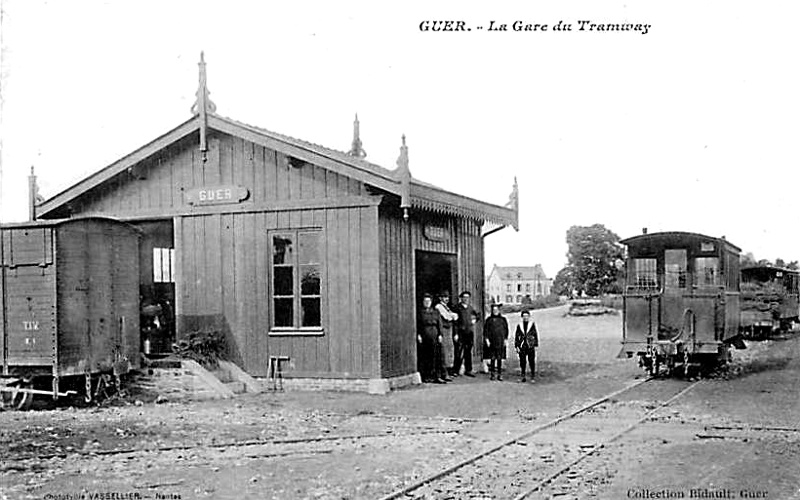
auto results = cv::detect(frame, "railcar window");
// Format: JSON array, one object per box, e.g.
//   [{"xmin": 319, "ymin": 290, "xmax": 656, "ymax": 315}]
[
  {"xmin": 630, "ymin": 258, "xmax": 658, "ymax": 289},
  {"xmin": 694, "ymin": 257, "xmax": 720, "ymax": 287},
  {"xmin": 665, "ymin": 249, "xmax": 687, "ymax": 289}
]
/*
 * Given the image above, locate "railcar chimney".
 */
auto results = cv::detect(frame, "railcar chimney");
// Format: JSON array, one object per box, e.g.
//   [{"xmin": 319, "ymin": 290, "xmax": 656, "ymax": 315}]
[{"xmin": 642, "ymin": 227, "xmax": 648, "ymax": 234}]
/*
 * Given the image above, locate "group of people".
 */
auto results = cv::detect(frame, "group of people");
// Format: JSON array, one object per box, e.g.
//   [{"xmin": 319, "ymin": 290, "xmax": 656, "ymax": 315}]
[{"xmin": 417, "ymin": 291, "xmax": 539, "ymax": 383}]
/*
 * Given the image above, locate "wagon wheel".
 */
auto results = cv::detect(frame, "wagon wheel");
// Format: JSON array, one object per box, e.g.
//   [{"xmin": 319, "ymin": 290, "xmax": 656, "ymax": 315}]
[{"xmin": 0, "ymin": 382, "xmax": 35, "ymax": 411}]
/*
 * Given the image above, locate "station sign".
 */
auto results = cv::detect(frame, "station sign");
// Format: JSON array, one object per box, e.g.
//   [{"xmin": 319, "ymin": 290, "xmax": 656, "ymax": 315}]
[
  {"xmin": 424, "ymin": 224, "xmax": 450, "ymax": 242},
  {"xmin": 185, "ymin": 185, "xmax": 250, "ymax": 206}
]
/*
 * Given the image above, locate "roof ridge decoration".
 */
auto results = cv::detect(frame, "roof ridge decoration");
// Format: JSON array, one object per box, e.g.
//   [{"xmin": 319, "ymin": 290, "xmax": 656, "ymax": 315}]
[
  {"xmin": 395, "ymin": 134, "xmax": 411, "ymax": 221},
  {"xmin": 190, "ymin": 51, "xmax": 217, "ymax": 162},
  {"xmin": 507, "ymin": 176, "xmax": 519, "ymax": 230},
  {"xmin": 348, "ymin": 114, "xmax": 367, "ymax": 158}
]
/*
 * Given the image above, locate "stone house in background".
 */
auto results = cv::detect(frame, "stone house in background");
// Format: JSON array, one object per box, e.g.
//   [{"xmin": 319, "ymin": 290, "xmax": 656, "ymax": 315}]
[{"xmin": 487, "ymin": 265, "xmax": 551, "ymax": 305}]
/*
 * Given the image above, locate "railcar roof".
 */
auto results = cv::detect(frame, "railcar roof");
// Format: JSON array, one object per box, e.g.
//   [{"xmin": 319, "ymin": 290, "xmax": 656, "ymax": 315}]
[
  {"xmin": 741, "ymin": 265, "xmax": 799, "ymax": 275},
  {"xmin": 621, "ymin": 231, "xmax": 742, "ymax": 252},
  {"xmin": 0, "ymin": 216, "xmax": 140, "ymax": 233}
]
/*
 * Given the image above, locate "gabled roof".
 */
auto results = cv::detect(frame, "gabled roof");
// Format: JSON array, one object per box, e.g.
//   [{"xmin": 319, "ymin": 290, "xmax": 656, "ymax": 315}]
[
  {"xmin": 36, "ymin": 113, "xmax": 518, "ymax": 227},
  {"xmin": 490, "ymin": 264, "xmax": 549, "ymax": 280}
]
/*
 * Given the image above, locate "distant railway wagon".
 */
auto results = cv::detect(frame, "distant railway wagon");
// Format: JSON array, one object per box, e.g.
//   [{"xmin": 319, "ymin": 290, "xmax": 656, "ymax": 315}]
[
  {"xmin": 621, "ymin": 231, "xmax": 742, "ymax": 376},
  {"xmin": 0, "ymin": 217, "xmax": 140, "ymax": 409},
  {"xmin": 740, "ymin": 265, "xmax": 800, "ymax": 338}
]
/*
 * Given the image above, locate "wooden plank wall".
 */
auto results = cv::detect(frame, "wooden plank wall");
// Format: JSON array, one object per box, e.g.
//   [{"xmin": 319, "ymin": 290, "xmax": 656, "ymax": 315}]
[
  {"xmin": 378, "ymin": 209, "xmax": 416, "ymax": 378},
  {"xmin": 175, "ymin": 205, "xmax": 380, "ymax": 378},
  {"xmin": 378, "ymin": 211, "xmax": 487, "ymax": 378},
  {"xmin": 72, "ymin": 132, "xmax": 367, "ymax": 217}
]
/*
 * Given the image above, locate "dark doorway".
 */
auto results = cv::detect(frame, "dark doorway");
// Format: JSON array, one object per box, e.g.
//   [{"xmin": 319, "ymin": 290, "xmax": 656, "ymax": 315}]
[
  {"xmin": 415, "ymin": 251, "xmax": 457, "ymax": 309},
  {"xmin": 134, "ymin": 220, "xmax": 176, "ymax": 355}
]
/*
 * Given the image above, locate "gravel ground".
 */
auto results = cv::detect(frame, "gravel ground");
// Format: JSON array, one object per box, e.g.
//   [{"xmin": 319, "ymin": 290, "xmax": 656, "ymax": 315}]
[{"xmin": 2, "ymin": 305, "xmax": 798, "ymax": 500}]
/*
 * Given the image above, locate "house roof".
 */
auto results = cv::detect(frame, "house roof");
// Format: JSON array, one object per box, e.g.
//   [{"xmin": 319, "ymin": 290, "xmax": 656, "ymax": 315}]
[
  {"xmin": 36, "ymin": 113, "xmax": 518, "ymax": 227},
  {"xmin": 490, "ymin": 265, "xmax": 549, "ymax": 280}
]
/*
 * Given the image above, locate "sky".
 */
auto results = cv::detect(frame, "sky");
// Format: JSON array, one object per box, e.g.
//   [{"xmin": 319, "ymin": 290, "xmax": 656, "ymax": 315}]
[{"xmin": 1, "ymin": 1, "xmax": 799, "ymax": 278}]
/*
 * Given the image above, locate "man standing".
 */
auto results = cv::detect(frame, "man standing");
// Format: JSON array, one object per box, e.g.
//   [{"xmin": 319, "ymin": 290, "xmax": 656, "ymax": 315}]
[
  {"xmin": 418, "ymin": 293, "xmax": 446, "ymax": 383},
  {"xmin": 514, "ymin": 310, "xmax": 539, "ymax": 382},
  {"xmin": 452, "ymin": 291, "xmax": 479, "ymax": 377},
  {"xmin": 484, "ymin": 304, "xmax": 509, "ymax": 381},
  {"xmin": 435, "ymin": 292, "xmax": 458, "ymax": 381}
]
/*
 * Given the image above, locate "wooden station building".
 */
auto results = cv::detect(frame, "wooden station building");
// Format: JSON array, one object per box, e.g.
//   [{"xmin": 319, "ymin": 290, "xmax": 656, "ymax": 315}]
[{"xmin": 32, "ymin": 55, "xmax": 518, "ymax": 392}]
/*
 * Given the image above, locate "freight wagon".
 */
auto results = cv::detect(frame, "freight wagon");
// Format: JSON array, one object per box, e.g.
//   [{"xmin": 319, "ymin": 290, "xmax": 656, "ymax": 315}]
[
  {"xmin": 740, "ymin": 265, "xmax": 800, "ymax": 339},
  {"xmin": 0, "ymin": 217, "xmax": 140, "ymax": 409}
]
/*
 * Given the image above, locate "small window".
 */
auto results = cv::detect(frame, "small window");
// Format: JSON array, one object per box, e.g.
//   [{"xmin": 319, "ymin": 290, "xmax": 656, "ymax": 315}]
[
  {"xmin": 506, "ymin": 295, "xmax": 513, "ymax": 303},
  {"xmin": 695, "ymin": 257, "xmax": 720, "ymax": 287},
  {"xmin": 525, "ymin": 283, "xmax": 531, "ymax": 292},
  {"xmin": 516, "ymin": 295, "xmax": 522, "ymax": 303},
  {"xmin": 506, "ymin": 284, "xmax": 512, "ymax": 292},
  {"xmin": 270, "ymin": 229, "xmax": 323, "ymax": 332},
  {"xmin": 537, "ymin": 282, "xmax": 542, "ymax": 294},
  {"xmin": 630, "ymin": 258, "xmax": 657, "ymax": 289},
  {"xmin": 153, "ymin": 248, "xmax": 175, "ymax": 283},
  {"xmin": 517, "ymin": 284, "xmax": 522, "ymax": 292}
]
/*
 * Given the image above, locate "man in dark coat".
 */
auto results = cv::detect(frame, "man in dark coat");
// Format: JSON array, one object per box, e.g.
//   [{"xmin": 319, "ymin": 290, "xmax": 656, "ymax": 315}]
[
  {"xmin": 514, "ymin": 310, "xmax": 539, "ymax": 382},
  {"xmin": 417, "ymin": 293, "xmax": 447, "ymax": 383},
  {"xmin": 452, "ymin": 291, "xmax": 480, "ymax": 377},
  {"xmin": 483, "ymin": 304, "xmax": 509, "ymax": 381}
]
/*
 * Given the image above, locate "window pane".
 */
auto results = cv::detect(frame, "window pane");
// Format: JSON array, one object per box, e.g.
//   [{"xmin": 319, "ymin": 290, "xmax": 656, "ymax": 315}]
[
  {"xmin": 153, "ymin": 248, "xmax": 163, "ymax": 282},
  {"xmin": 274, "ymin": 267, "xmax": 294, "ymax": 295},
  {"xmin": 665, "ymin": 250, "xmax": 687, "ymax": 289},
  {"xmin": 695, "ymin": 257, "xmax": 719, "ymax": 286},
  {"xmin": 301, "ymin": 298, "xmax": 321, "ymax": 327},
  {"xmin": 298, "ymin": 232, "xmax": 320, "ymax": 264},
  {"xmin": 631, "ymin": 258, "xmax": 658, "ymax": 288},
  {"xmin": 169, "ymin": 249, "xmax": 175, "ymax": 282},
  {"xmin": 273, "ymin": 235, "xmax": 294, "ymax": 265},
  {"xmin": 300, "ymin": 265, "xmax": 320, "ymax": 295},
  {"xmin": 274, "ymin": 298, "xmax": 294, "ymax": 327}
]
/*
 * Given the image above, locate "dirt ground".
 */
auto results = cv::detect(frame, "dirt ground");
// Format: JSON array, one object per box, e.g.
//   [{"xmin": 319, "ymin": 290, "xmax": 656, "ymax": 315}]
[{"xmin": 1, "ymin": 305, "xmax": 798, "ymax": 500}]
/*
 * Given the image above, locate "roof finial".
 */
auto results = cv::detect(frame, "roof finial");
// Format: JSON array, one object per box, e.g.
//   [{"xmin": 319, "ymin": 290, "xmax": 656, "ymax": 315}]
[
  {"xmin": 28, "ymin": 166, "xmax": 44, "ymax": 221},
  {"xmin": 396, "ymin": 134, "xmax": 411, "ymax": 221},
  {"xmin": 191, "ymin": 51, "xmax": 216, "ymax": 162},
  {"xmin": 191, "ymin": 51, "xmax": 217, "ymax": 116},
  {"xmin": 506, "ymin": 176, "xmax": 519, "ymax": 231},
  {"xmin": 347, "ymin": 113, "xmax": 367, "ymax": 158}
]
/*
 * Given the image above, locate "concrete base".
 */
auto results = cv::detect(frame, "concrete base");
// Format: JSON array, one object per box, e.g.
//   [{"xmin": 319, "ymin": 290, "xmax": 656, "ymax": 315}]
[{"xmin": 258, "ymin": 372, "xmax": 422, "ymax": 394}]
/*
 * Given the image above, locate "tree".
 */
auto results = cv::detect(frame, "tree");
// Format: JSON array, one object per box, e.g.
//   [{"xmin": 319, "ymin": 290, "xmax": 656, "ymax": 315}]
[
  {"xmin": 740, "ymin": 252, "xmax": 757, "ymax": 268},
  {"xmin": 552, "ymin": 265, "xmax": 579, "ymax": 297},
  {"xmin": 788, "ymin": 261, "xmax": 799, "ymax": 271},
  {"xmin": 556, "ymin": 224, "xmax": 625, "ymax": 297}
]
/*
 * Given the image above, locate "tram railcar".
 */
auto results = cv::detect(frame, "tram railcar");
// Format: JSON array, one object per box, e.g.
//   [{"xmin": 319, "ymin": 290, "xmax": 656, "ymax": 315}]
[
  {"xmin": 621, "ymin": 231, "xmax": 742, "ymax": 376},
  {"xmin": 740, "ymin": 265, "xmax": 800, "ymax": 339},
  {"xmin": 0, "ymin": 217, "xmax": 140, "ymax": 409}
]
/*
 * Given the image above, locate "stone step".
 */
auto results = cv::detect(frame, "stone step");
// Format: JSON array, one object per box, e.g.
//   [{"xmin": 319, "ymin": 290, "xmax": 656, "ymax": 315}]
[
  {"xmin": 211, "ymin": 369, "xmax": 234, "ymax": 383},
  {"xmin": 224, "ymin": 381, "xmax": 246, "ymax": 394}
]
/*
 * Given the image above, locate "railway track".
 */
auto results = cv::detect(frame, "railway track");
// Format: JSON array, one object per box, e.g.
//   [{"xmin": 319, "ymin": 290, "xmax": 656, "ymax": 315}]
[
  {"xmin": 378, "ymin": 377, "xmax": 702, "ymax": 500},
  {"xmin": 2, "ymin": 427, "xmax": 463, "ymax": 464}
]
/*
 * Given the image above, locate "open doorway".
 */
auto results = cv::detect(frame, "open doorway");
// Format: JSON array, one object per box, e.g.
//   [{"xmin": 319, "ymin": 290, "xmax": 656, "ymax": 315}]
[
  {"xmin": 135, "ymin": 220, "xmax": 176, "ymax": 355},
  {"xmin": 415, "ymin": 251, "xmax": 457, "ymax": 309}
]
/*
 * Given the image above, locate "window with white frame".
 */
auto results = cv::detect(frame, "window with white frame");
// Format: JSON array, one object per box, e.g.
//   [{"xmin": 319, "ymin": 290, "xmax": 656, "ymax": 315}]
[
  {"xmin": 153, "ymin": 248, "xmax": 175, "ymax": 283},
  {"xmin": 271, "ymin": 230, "xmax": 322, "ymax": 330}
]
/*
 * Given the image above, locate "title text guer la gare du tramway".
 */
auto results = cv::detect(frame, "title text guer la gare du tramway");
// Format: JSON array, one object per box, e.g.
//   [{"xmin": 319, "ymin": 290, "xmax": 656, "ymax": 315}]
[{"xmin": 419, "ymin": 20, "xmax": 651, "ymax": 35}]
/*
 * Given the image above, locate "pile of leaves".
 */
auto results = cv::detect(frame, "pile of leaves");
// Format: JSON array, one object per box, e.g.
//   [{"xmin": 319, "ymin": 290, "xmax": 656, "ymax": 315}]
[{"xmin": 171, "ymin": 329, "xmax": 227, "ymax": 369}]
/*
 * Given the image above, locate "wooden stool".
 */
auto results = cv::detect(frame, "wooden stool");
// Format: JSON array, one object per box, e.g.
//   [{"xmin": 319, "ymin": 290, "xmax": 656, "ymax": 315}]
[{"xmin": 268, "ymin": 356, "xmax": 290, "ymax": 391}]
